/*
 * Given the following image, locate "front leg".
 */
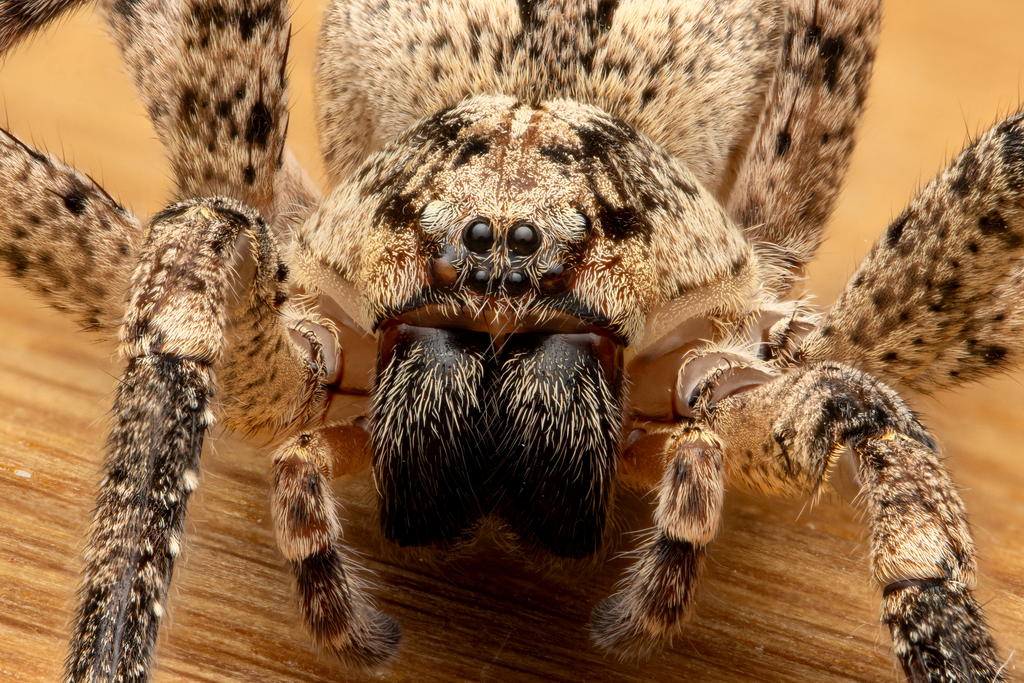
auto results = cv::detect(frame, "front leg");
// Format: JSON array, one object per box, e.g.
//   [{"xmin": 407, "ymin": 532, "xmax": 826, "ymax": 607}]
[
  {"xmin": 68, "ymin": 199, "xmax": 262, "ymax": 683},
  {"xmin": 591, "ymin": 424, "xmax": 724, "ymax": 658},
  {"xmin": 271, "ymin": 422, "xmax": 401, "ymax": 668},
  {"xmin": 708, "ymin": 363, "xmax": 1003, "ymax": 683}
]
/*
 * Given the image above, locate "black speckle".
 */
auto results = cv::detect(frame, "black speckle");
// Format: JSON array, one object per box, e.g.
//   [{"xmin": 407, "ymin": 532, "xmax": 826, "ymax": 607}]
[
  {"xmin": 1, "ymin": 244, "xmax": 30, "ymax": 276},
  {"xmin": 538, "ymin": 144, "xmax": 580, "ymax": 166},
  {"xmin": 979, "ymin": 344, "xmax": 1008, "ymax": 365},
  {"xmin": 113, "ymin": 0, "xmax": 144, "ymax": 19},
  {"xmin": 886, "ymin": 210, "xmax": 911, "ymax": 248},
  {"xmin": 593, "ymin": 195, "xmax": 648, "ymax": 243},
  {"xmin": 468, "ymin": 20, "xmax": 482, "ymax": 62},
  {"xmin": 775, "ymin": 131, "xmax": 792, "ymax": 157},
  {"xmin": 238, "ymin": 3, "xmax": 277, "ymax": 42},
  {"xmin": 431, "ymin": 31, "xmax": 450, "ymax": 50},
  {"xmin": 819, "ymin": 36, "xmax": 845, "ymax": 91},
  {"xmin": 415, "ymin": 108, "xmax": 473, "ymax": 150},
  {"xmin": 452, "ymin": 136, "xmax": 490, "ymax": 169},
  {"xmin": 950, "ymin": 148, "xmax": 978, "ymax": 196},
  {"xmin": 978, "ymin": 211, "xmax": 1023, "ymax": 249},
  {"xmin": 245, "ymin": 100, "xmax": 274, "ymax": 148},
  {"xmin": 191, "ymin": 2, "xmax": 228, "ymax": 30},
  {"xmin": 999, "ymin": 114, "xmax": 1024, "ymax": 189},
  {"xmin": 640, "ymin": 87, "xmax": 657, "ymax": 106},
  {"xmin": 516, "ymin": 0, "xmax": 541, "ymax": 32},
  {"xmin": 243, "ymin": 164, "xmax": 256, "ymax": 185},
  {"xmin": 589, "ymin": 0, "xmax": 619, "ymax": 32},
  {"xmin": 179, "ymin": 87, "xmax": 201, "ymax": 128},
  {"xmin": 804, "ymin": 23, "xmax": 823, "ymax": 45}
]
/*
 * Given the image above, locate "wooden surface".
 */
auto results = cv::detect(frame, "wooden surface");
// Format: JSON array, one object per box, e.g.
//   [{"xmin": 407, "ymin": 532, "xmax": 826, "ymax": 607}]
[{"xmin": 2, "ymin": 2, "xmax": 1023, "ymax": 681}]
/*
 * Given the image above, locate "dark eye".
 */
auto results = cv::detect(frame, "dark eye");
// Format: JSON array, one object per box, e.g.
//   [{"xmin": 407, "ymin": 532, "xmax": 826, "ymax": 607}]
[
  {"xmin": 504, "ymin": 269, "xmax": 530, "ymax": 295},
  {"xmin": 467, "ymin": 266, "xmax": 491, "ymax": 292},
  {"xmin": 539, "ymin": 263, "xmax": 573, "ymax": 295},
  {"xmin": 509, "ymin": 223, "xmax": 540, "ymax": 255},
  {"xmin": 464, "ymin": 220, "xmax": 494, "ymax": 253}
]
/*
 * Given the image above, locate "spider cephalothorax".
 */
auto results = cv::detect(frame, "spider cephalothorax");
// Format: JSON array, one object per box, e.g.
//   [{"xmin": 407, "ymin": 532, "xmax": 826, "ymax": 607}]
[{"xmin": 0, "ymin": 0, "xmax": 1020, "ymax": 681}]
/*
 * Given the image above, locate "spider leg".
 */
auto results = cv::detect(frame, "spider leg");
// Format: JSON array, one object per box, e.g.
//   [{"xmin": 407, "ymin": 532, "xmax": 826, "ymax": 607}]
[
  {"xmin": 706, "ymin": 363, "xmax": 1004, "ymax": 682},
  {"xmin": 106, "ymin": 0, "xmax": 333, "ymax": 431},
  {"xmin": 728, "ymin": 0, "xmax": 882, "ymax": 293},
  {"xmin": 66, "ymin": 198, "xmax": 269, "ymax": 683},
  {"xmin": 271, "ymin": 422, "xmax": 401, "ymax": 668},
  {"xmin": 97, "ymin": 0, "xmax": 180, "ymax": 146},
  {"xmin": 0, "ymin": 128, "xmax": 143, "ymax": 332},
  {"xmin": 591, "ymin": 423, "xmax": 723, "ymax": 658},
  {"xmin": 99, "ymin": 0, "xmax": 320, "ymax": 231},
  {"xmin": 0, "ymin": 0, "xmax": 87, "ymax": 51},
  {"xmin": 801, "ymin": 113, "xmax": 1024, "ymax": 393}
]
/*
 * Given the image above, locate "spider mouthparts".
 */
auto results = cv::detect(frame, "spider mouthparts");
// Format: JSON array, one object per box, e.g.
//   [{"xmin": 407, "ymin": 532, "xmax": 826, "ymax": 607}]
[{"xmin": 391, "ymin": 304, "xmax": 606, "ymax": 340}]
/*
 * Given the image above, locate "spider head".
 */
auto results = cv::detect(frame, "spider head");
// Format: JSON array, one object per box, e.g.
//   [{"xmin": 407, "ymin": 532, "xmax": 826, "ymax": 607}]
[
  {"xmin": 294, "ymin": 94, "xmax": 762, "ymax": 552},
  {"xmin": 355, "ymin": 94, "xmax": 672, "ymax": 346}
]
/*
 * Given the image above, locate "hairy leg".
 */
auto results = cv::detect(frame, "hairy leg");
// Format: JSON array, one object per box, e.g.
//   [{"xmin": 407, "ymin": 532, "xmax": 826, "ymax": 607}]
[
  {"xmin": 728, "ymin": 0, "xmax": 882, "ymax": 293},
  {"xmin": 67, "ymin": 199, "xmax": 260, "ymax": 683},
  {"xmin": 707, "ymin": 363, "xmax": 1004, "ymax": 682},
  {"xmin": 0, "ymin": 128, "xmax": 143, "ymax": 332},
  {"xmin": 801, "ymin": 113, "xmax": 1024, "ymax": 393},
  {"xmin": 99, "ymin": 0, "xmax": 320, "ymax": 230},
  {"xmin": 591, "ymin": 424, "xmax": 724, "ymax": 658},
  {"xmin": 271, "ymin": 422, "xmax": 400, "ymax": 668}
]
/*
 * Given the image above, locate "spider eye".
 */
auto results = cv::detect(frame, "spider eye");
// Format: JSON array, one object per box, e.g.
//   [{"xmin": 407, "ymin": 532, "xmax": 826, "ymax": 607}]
[
  {"xmin": 468, "ymin": 266, "xmax": 492, "ymax": 292},
  {"xmin": 509, "ymin": 223, "xmax": 541, "ymax": 255},
  {"xmin": 504, "ymin": 269, "xmax": 530, "ymax": 296},
  {"xmin": 539, "ymin": 263, "xmax": 574, "ymax": 295},
  {"xmin": 464, "ymin": 220, "xmax": 494, "ymax": 253}
]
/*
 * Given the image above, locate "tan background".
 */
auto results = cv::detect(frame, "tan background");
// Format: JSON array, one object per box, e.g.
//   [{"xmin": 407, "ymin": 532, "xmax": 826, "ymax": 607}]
[{"xmin": 1, "ymin": 1, "xmax": 1023, "ymax": 681}]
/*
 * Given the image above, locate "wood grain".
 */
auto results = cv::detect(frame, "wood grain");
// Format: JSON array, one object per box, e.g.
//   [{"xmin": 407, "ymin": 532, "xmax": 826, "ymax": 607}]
[{"xmin": 1, "ymin": 2, "xmax": 1022, "ymax": 681}]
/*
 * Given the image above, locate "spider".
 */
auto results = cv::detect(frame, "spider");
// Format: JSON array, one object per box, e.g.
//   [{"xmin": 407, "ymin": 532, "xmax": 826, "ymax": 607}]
[{"xmin": 0, "ymin": 1, "xmax": 1019, "ymax": 683}]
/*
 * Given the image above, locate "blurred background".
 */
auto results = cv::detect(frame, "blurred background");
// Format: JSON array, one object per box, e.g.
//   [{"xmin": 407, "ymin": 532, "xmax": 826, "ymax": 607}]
[{"xmin": 1, "ymin": 1, "xmax": 1022, "ymax": 681}]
